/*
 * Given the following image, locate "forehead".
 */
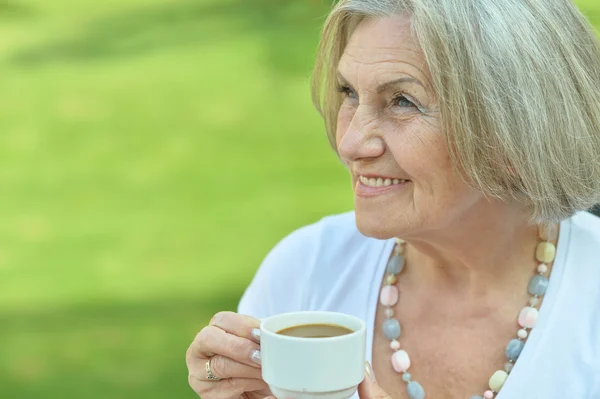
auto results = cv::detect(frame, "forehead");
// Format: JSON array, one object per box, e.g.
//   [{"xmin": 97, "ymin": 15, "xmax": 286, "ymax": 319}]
[{"xmin": 338, "ymin": 14, "xmax": 430, "ymax": 82}]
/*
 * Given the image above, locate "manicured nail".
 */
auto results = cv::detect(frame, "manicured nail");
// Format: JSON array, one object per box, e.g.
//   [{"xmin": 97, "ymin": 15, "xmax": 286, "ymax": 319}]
[
  {"xmin": 365, "ymin": 362, "xmax": 376, "ymax": 382},
  {"xmin": 250, "ymin": 350, "xmax": 262, "ymax": 365},
  {"xmin": 251, "ymin": 328, "xmax": 261, "ymax": 342}
]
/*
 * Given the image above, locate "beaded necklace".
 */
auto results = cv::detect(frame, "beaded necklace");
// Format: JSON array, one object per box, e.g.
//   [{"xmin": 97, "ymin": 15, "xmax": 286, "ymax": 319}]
[{"xmin": 379, "ymin": 224, "xmax": 558, "ymax": 399}]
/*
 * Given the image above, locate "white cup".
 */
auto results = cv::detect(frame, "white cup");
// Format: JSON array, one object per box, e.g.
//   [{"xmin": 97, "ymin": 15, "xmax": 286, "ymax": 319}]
[{"xmin": 260, "ymin": 311, "xmax": 367, "ymax": 399}]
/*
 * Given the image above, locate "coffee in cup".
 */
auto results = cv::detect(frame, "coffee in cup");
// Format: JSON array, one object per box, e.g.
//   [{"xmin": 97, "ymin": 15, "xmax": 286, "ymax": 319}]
[
  {"xmin": 276, "ymin": 323, "xmax": 354, "ymax": 338},
  {"xmin": 260, "ymin": 311, "xmax": 367, "ymax": 399}
]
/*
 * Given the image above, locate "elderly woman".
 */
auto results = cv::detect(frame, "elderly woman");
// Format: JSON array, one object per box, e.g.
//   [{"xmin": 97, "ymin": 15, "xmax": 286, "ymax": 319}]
[{"xmin": 187, "ymin": 0, "xmax": 600, "ymax": 398}]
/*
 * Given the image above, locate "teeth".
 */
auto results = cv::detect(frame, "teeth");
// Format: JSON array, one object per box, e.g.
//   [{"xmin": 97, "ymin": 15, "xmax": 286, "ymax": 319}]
[{"xmin": 359, "ymin": 176, "xmax": 407, "ymax": 187}]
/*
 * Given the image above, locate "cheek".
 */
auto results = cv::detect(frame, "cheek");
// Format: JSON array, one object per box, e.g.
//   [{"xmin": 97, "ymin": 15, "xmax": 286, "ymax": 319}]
[
  {"xmin": 335, "ymin": 106, "xmax": 354, "ymax": 147},
  {"xmin": 388, "ymin": 123, "xmax": 453, "ymax": 180}
]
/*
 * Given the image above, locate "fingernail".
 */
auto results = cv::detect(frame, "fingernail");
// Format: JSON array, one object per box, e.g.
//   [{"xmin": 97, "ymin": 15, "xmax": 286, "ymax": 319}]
[
  {"xmin": 251, "ymin": 328, "xmax": 261, "ymax": 342},
  {"xmin": 250, "ymin": 350, "xmax": 262, "ymax": 365},
  {"xmin": 365, "ymin": 362, "xmax": 376, "ymax": 382}
]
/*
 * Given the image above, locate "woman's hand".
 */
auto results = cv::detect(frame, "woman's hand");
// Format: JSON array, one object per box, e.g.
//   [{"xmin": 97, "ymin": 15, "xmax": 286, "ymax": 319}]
[
  {"xmin": 186, "ymin": 311, "xmax": 272, "ymax": 399},
  {"xmin": 358, "ymin": 363, "xmax": 392, "ymax": 399}
]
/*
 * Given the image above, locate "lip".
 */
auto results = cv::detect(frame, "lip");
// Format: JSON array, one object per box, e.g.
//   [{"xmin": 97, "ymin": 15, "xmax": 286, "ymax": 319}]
[{"xmin": 354, "ymin": 176, "xmax": 411, "ymax": 198}]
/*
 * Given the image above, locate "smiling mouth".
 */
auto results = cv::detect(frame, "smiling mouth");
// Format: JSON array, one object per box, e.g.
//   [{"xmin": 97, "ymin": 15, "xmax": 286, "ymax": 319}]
[{"xmin": 358, "ymin": 175, "xmax": 410, "ymax": 188}]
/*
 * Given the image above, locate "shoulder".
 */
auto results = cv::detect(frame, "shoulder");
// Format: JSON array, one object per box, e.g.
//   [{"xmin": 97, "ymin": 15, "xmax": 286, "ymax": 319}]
[
  {"xmin": 268, "ymin": 211, "xmax": 388, "ymax": 277},
  {"xmin": 560, "ymin": 211, "xmax": 600, "ymax": 302},
  {"xmin": 270, "ymin": 211, "xmax": 368, "ymax": 259},
  {"xmin": 258, "ymin": 211, "xmax": 382, "ymax": 286},
  {"xmin": 565, "ymin": 211, "xmax": 600, "ymax": 264},
  {"xmin": 569, "ymin": 210, "xmax": 600, "ymax": 241},
  {"xmin": 238, "ymin": 211, "xmax": 390, "ymax": 317},
  {"xmin": 551, "ymin": 211, "xmax": 600, "ymax": 381}
]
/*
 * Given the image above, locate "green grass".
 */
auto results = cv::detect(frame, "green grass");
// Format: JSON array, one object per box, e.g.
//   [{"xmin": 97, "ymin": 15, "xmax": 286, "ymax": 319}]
[
  {"xmin": 0, "ymin": 1, "xmax": 350, "ymax": 397},
  {"xmin": 0, "ymin": 0, "xmax": 598, "ymax": 398}
]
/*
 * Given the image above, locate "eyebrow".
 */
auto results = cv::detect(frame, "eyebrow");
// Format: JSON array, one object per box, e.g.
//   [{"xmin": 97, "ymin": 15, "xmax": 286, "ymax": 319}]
[{"xmin": 336, "ymin": 72, "xmax": 425, "ymax": 93}]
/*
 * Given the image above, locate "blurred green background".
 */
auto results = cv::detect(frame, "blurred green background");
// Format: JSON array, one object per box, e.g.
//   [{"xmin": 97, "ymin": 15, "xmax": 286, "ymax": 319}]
[{"xmin": 0, "ymin": 0, "xmax": 598, "ymax": 398}]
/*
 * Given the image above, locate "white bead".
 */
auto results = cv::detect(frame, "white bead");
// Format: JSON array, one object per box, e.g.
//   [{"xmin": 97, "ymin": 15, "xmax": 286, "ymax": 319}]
[
  {"xmin": 390, "ymin": 340, "xmax": 401, "ymax": 350},
  {"xmin": 385, "ymin": 308, "xmax": 395, "ymax": 318},
  {"xmin": 394, "ymin": 245, "xmax": 405, "ymax": 255},
  {"xmin": 537, "ymin": 264, "xmax": 548, "ymax": 274},
  {"xmin": 517, "ymin": 329, "xmax": 528, "ymax": 339},
  {"xmin": 539, "ymin": 224, "xmax": 559, "ymax": 241},
  {"xmin": 529, "ymin": 297, "xmax": 540, "ymax": 306}
]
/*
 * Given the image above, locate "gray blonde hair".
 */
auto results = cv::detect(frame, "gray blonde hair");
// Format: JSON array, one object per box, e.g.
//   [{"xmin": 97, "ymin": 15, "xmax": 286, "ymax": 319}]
[{"xmin": 312, "ymin": 0, "xmax": 600, "ymax": 223}]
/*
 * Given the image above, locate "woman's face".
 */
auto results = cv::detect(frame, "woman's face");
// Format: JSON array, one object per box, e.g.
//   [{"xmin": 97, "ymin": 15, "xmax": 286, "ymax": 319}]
[{"xmin": 336, "ymin": 15, "xmax": 485, "ymax": 239}]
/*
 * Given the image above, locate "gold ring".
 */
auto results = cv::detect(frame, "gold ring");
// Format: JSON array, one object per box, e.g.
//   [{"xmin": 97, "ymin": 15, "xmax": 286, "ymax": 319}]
[{"xmin": 205, "ymin": 358, "xmax": 222, "ymax": 381}]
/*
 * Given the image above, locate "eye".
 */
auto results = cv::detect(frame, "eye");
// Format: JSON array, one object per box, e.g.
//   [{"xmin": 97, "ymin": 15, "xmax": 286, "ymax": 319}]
[
  {"xmin": 336, "ymin": 85, "xmax": 358, "ymax": 100},
  {"xmin": 392, "ymin": 95, "xmax": 415, "ymax": 108}
]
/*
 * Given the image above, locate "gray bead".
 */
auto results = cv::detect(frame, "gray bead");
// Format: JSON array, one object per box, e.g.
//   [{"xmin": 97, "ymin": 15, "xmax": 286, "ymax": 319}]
[
  {"xmin": 506, "ymin": 339, "xmax": 525, "ymax": 361},
  {"xmin": 383, "ymin": 318, "xmax": 401, "ymax": 340},
  {"xmin": 407, "ymin": 381, "xmax": 425, "ymax": 399},
  {"xmin": 528, "ymin": 275, "xmax": 549, "ymax": 296},
  {"xmin": 387, "ymin": 255, "xmax": 405, "ymax": 275},
  {"xmin": 402, "ymin": 372, "xmax": 412, "ymax": 382}
]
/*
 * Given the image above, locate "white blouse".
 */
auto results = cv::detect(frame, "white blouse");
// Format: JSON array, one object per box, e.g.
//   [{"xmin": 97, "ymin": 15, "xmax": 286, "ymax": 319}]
[{"xmin": 239, "ymin": 211, "xmax": 600, "ymax": 399}]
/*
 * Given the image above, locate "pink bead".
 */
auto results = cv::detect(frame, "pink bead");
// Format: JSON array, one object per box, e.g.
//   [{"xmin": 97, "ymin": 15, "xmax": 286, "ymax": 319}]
[
  {"xmin": 484, "ymin": 390, "xmax": 494, "ymax": 399},
  {"xmin": 380, "ymin": 285, "xmax": 399, "ymax": 307},
  {"xmin": 390, "ymin": 340, "xmax": 401, "ymax": 350},
  {"xmin": 518, "ymin": 306, "xmax": 539, "ymax": 329},
  {"xmin": 391, "ymin": 350, "xmax": 411, "ymax": 373}
]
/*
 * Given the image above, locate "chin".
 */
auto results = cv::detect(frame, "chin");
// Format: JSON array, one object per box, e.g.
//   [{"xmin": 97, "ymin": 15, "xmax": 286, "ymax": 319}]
[{"xmin": 354, "ymin": 211, "xmax": 401, "ymax": 240}]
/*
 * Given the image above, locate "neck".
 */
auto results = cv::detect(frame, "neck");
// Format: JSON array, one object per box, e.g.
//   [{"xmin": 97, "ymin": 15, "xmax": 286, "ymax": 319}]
[{"xmin": 401, "ymin": 202, "xmax": 540, "ymax": 303}]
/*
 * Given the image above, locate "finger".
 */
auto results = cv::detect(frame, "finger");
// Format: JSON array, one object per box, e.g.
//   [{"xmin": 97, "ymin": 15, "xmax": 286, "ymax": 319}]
[
  {"xmin": 189, "ymin": 375, "xmax": 267, "ymax": 399},
  {"xmin": 253, "ymin": 388, "xmax": 274, "ymax": 398},
  {"xmin": 191, "ymin": 355, "xmax": 262, "ymax": 381},
  {"xmin": 210, "ymin": 311, "xmax": 261, "ymax": 343},
  {"xmin": 188, "ymin": 325, "xmax": 261, "ymax": 368},
  {"xmin": 219, "ymin": 377, "xmax": 268, "ymax": 398},
  {"xmin": 358, "ymin": 362, "xmax": 390, "ymax": 399}
]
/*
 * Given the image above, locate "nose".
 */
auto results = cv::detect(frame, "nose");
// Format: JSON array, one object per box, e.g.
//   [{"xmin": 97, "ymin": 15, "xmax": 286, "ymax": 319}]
[{"xmin": 337, "ymin": 105, "xmax": 386, "ymax": 163}]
